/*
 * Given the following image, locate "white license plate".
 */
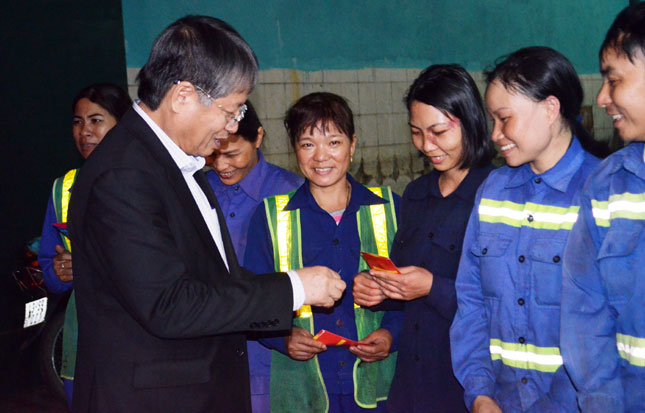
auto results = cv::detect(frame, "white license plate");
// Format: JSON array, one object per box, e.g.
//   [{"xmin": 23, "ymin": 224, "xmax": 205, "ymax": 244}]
[{"xmin": 24, "ymin": 297, "xmax": 48, "ymax": 328}]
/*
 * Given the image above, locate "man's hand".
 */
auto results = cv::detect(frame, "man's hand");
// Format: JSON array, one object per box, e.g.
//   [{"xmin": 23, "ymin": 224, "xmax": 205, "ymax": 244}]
[
  {"xmin": 472, "ymin": 395, "xmax": 502, "ymax": 413},
  {"xmin": 52, "ymin": 245, "xmax": 73, "ymax": 283},
  {"xmin": 285, "ymin": 326, "xmax": 327, "ymax": 361},
  {"xmin": 349, "ymin": 328, "xmax": 393, "ymax": 363},
  {"xmin": 353, "ymin": 272, "xmax": 386, "ymax": 307},
  {"xmin": 296, "ymin": 266, "xmax": 345, "ymax": 307},
  {"xmin": 370, "ymin": 265, "xmax": 433, "ymax": 301}
]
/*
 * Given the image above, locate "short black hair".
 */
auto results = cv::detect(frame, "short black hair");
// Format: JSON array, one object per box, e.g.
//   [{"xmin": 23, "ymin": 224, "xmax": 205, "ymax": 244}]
[
  {"xmin": 284, "ymin": 92, "xmax": 355, "ymax": 149},
  {"xmin": 405, "ymin": 64, "xmax": 495, "ymax": 169},
  {"xmin": 486, "ymin": 46, "xmax": 610, "ymax": 158},
  {"xmin": 72, "ymin": 83, "xmax": 132, "ymax": 120},
  {"xmin": 137, "ymin": 15, "xmax": 258, "ymax": 110},
  {"xmin": 600, "ymin": 2, "xmax": 645, "ymax": 62},
  {"xmin": 235, "ymin": 100, "xmax": 262, "ymax": 143}
]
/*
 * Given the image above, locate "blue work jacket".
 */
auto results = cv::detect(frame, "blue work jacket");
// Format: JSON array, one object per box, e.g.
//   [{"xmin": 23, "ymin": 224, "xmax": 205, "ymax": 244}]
[
  {"xmin": 562, "ymin": 142, "xmax": 645, "ymax": 413},
  {"xmin": 207, "ymin": 150, "xmax": 302, "ymax": 409},
  {"xmin": 245, "ymin": 174, "xmax": 402, "ymax": 400},
  {"xmin": 450, "ymin": 137, "xmax": 598, "ymax": 412}
]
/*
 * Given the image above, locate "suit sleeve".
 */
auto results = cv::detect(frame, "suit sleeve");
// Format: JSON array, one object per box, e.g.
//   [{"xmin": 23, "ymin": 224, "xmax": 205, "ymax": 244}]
[
  {"xmin": 561, "ymin": 189, "xmax": 623, "ymax": 412},
  {"xmin": 79, "ymin": 167, "xmax": 294, "ymax": 339},
  {"xmin": 38, "ymin": 195, "xmax": 73, "ymax": 294},
  {"xmin": 450, "ymin": 186, "xmax": 496, "ymax": 410}
]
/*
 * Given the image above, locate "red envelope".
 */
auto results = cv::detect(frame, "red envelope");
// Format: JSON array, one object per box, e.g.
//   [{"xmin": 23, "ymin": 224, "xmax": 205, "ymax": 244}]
[
  {"xmin": 360, "ymin": 251, "xmax": 400, "ymax": 274},
  {"xmin": 313, "ymin": 330, "xmax": 360, "ymax": 347}
]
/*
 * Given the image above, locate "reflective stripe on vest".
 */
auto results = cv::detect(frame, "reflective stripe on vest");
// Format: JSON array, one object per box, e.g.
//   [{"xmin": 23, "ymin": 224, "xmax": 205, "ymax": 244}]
[
  {"xmin": 479, "ymin": 198, "xmax": 579, "ymax": 230},
  {"xmin": 616, "ymin": 333, "xmax": 645, "ymax": 367},
  {"xmin": 52, "ymin": 169, "xmax": 78, "ymax": 251},
  {"xmin": 489, "ymin": 338, "xmax": 563, "ymax": 373},
  {"xmin": 591, "ymin": 192, "xmax": 645, "ymax": 227}
]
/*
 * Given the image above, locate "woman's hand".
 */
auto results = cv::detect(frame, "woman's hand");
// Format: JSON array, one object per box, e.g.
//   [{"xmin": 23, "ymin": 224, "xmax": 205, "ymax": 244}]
[
  {"xmin": 353, "ymin": 272, "xmax": 386, "ymax": 307},
  {"xmin": 52, "ymin": 245, "xmax": 73, "ymax": 283},
  {"xmin": 472, "ymin": 395, "xmax": 502, "ymax": 413},
  {"xmin": 349, "ymin": 328, "xmax": 393, "ymax": 363},
  {"xmin": 285, "ymin": 327, "xmax": 327, "ymax": 361},
  {"xmin": 369, "ymin": 265, "xmax": 433, "ymax": 301}
]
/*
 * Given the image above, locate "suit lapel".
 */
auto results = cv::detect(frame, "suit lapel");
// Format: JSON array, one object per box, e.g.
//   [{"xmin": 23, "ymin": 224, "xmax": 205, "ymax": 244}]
[{"xmin": 124, "ymin": 109, "xmax": 236, "ymax": 273}]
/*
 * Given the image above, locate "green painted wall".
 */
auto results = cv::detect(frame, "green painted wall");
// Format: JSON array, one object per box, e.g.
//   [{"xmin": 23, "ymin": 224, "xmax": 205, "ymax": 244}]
[{"xmin": 123, "ymin": 0, "xmax": 626, "ymax": 74}]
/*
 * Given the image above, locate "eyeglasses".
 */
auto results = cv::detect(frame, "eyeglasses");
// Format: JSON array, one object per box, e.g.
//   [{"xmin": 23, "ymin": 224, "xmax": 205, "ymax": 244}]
[{"xmin": 193, "ymin": 84, "xmax": 247, "ymax": 128}]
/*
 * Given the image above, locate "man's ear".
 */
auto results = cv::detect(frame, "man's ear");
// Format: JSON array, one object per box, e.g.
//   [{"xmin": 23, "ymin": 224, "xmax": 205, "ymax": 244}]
[{"xmin": 169, "ymin": 81, "xmax": 197, "ymax": 113}]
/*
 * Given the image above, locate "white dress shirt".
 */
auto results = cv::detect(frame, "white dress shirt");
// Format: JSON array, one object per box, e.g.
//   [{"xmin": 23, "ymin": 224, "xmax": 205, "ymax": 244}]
[{"xmin": 132, "ymin": 102, "xmax": 304, "ymax": 310}]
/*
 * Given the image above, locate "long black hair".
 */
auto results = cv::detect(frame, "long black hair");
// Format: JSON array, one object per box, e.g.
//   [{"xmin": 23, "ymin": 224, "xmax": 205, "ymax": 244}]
[
  {"xmin": 405, "ymin": 64, "xmax": 496, "ymax": 169},
  {"xmin": 486, "ymin": 46, "xmax": 610, "ymax": 158}
]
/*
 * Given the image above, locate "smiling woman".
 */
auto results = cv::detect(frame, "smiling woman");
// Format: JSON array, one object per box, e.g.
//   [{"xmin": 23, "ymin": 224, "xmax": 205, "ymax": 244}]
[
  {"xmin": 205, "ymin": 100, "xmax": 303, "ymax": 412},
  {"xmin": 244, "ymin": 92, "xmax": 402, "ymax": 413},
  {"xmin": 38, "ymin": 83, "xmax": 131, "ymax": 408}
]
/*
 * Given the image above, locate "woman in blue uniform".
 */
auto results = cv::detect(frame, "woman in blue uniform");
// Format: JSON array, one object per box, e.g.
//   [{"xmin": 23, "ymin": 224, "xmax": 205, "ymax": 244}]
[
  {"xmin": 38, "ymin": 83, "xmax": 131, "ymax": 406},
  {"xmin": 353, "ymin": 64, "xmax": 495, "ymax": 412},
  {"xmin": 450, "ymin": 47, "xmax": 608, "ymax": 412},
  {"xmin": 245, "ymin": 92, "xmax": 401, "ymax": 412},
  {"xmin": 205, "ymin": 101, "xmax": 303, "ymax": 412}
]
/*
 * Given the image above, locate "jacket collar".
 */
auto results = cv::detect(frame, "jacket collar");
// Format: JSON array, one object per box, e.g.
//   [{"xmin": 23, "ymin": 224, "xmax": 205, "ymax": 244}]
[
  {"xmin": 284, "ymin": 174, "xmax": 388, "ymax": 214},
  {"xmin": 505, "ymin": 136, "xmax": 586, "ymax": 192},
  {"xmin": 409, "ymin": 165, "xmax": 493, "ymax": 201}
]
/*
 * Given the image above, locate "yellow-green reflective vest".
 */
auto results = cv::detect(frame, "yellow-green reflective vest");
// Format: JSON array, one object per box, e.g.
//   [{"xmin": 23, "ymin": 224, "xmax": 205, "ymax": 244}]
[
  {"xmin": 263, "ymin": 186, "xmax": 398, "ymax": 412},
  {"xmin": 51, "ymin": 168, "xmax": 78, "ymax": 380}
]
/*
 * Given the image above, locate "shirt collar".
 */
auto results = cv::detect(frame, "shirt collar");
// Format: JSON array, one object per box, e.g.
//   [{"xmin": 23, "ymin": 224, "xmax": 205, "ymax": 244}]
[
  {"xmin": 133, "ymin": 101, "xmax": 205, "ymax": 174},
  {"xmin": 284, "ymin": 174, "xmax": 388, "ymax": 213},
  {"xmin": 415, "ymin": 166, "xmax": 492, "ymax": 202},
  {"xmin": 505, "ymin": 136, "xmax": 585, "ymax": 192}
]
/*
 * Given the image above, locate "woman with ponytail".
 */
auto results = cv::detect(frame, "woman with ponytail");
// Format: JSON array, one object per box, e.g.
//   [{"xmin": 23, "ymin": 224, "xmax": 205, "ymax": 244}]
[{"xmin": 450, "ymin": 47, "xmax": 606, "ymax": 412}]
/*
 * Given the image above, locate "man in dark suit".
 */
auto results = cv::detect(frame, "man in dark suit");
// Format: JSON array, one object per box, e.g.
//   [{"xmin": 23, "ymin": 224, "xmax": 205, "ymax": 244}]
[{"xmin": 68, "ymin": 16, "xmax": 345, "ymax": 412}]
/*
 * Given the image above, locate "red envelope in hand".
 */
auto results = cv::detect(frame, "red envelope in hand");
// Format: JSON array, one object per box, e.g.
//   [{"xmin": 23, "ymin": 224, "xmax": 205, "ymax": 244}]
[
  {"xmin": 313, "ymin": 330, "xmax": 360, "ymax": 348},
  {"xmin": 360, "ymin": 251, "xmax": 400, "ymax": 274}
]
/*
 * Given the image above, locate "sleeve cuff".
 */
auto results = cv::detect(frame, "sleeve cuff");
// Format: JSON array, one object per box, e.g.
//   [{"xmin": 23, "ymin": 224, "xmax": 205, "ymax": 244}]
[
  {"xmin": 463, "ymin": 375, "xmax": 496, "ymax": 411},
  {"xmin": 287, "ymin": 269, "xmax": 305, "ymax": 311}
]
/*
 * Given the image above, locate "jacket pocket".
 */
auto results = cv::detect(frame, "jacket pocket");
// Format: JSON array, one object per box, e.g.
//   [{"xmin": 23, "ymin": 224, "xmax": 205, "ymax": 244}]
[
  {"xmin": 597, "ymin": 228, "xmax": 642, "ymax": 303},
  {"xmin": 471, "ymin": 234, "xmax": 512, "ymax": 298},
  {"xmin": 133, "ymin": 357, "xmax": 211, "ymax": 389},
  {"xmin": 528, "ymin": 239, "xmax": 565, "ymax": 306}
]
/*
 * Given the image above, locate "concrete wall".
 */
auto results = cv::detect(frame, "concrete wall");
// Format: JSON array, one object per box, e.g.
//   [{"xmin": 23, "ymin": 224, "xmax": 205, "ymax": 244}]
[{"xmin": 122, "ymin": 1, "xmax": 627, "ymax": 193}]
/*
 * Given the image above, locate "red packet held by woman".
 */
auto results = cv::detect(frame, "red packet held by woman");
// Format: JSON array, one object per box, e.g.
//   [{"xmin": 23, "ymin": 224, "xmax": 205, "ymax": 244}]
[
  {"xmin": 360, "ymin": 251, "xmax": 400, "ymax": 274},
  {"xmin": 313, "ymin": 330, "xmax": 360, "ymax": 347}
]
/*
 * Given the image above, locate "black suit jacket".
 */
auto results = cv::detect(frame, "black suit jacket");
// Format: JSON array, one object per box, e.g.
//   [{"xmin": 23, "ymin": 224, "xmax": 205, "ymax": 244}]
[{"xmin": 68, "ymin": 108, "xmax": 293, "ymax": 412}]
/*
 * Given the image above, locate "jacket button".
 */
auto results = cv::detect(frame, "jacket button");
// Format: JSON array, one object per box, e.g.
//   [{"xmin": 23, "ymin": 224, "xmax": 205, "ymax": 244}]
[
  {"xmin": 230, "ymin": 212, "xmax": 236, "ymax": 218},
  {"xmin": 449, "ymin": 244, "xmax": 456, "ymax": 251},
  {"xmin": 482, "ymin": 248, "xmax": 488, "ymax": 255},
  {"xmin": 535, "ymin": 178, "xmax": 542, "ymax": 184},
  {"xmin": 340, "ymin": 361, "xmax": 346, "ymax": 367},
  {"xmin": 236, "ymin": 348, "xmax": 245, "ymax": 357},
  {"xmin": 333, "ymin": 239, "xmax": 339, "ymax": 245},
  {"xmin": 234, "ymin": 185, "xmax": 240, "ymax": 191},
  {"xmin": 553, "ymin": 255, "xmax": 561, "ymax": 263},
  {"xmin": 336, "ymin": 319, "xmax": 343, "ymax": 327},
  {"xmin": 517, "ymin": 298, "xmax": 525, "ymax": 306},
  {"xmin": 521, "ymin": 377, "xmax": 528, "ymax": 384},
  {"xmin": 519, "ymin": 337, "xmax": 525, "ymax": 344},
  {"xmin": 527, "ymin": 214, "xmax": 534, "ymax": 222},
  {"xmin": 518, "ymin": 255, "xmax": 525, "ymax": 263},
  {"xmin": 428, "ymin": 232, "xmax": 434, "ymax": 238}
]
